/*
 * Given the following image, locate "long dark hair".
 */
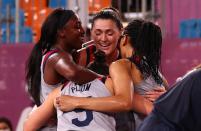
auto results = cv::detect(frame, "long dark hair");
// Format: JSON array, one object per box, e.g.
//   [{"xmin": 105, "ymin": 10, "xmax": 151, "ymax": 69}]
[
  {"xmin": 25, "ymin": 8, "xmax": 75, "ymax": 106},
  {"xmin": 124, "ymin": 19, "xmax": 163, "ymax": 84}
]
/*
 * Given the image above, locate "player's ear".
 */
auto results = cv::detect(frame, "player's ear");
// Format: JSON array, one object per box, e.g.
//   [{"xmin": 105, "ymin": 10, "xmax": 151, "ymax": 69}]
[
  {"xmin": 122, "ymin": 35, "xmax": 128, "ymax": 46},
  {"xmin": 57, "ymin": 29, "xmax": 65, "ymax": 37}
]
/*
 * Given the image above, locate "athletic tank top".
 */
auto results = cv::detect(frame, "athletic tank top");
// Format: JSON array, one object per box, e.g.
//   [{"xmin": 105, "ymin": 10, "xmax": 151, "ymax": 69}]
[
  {"xmin": 39, "ymin": 50, "xmax": 62, "ymax": 131},
  {"xmin": 127, "ymin": 57, "xmax": 162, "ymax": 130},
  {"xmin": 40, "ymin": 49, "xmax": 63, "ymax": 103},
  {"xmin": 135, "ymin": 76, "xmax": 160, "ymax": 95},
  {"xmin": 133, "ymin": 75, "xmax": 160, "ymax": 130},
  {"xmin": 57, "ymin": 78, "xmax": 116, "ymax": 131},
  {"xmin": 127, "ymin": 56, "xmax": 163, "ymax": 94}
]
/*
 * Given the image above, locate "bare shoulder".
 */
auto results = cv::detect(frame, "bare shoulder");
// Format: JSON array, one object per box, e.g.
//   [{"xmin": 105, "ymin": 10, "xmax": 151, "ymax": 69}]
[
  {"xmin": 109, "ymin": 59, "xmax": 132, "ymax": 70},
  {"xmin": 109, "ymin": 58, "xmax": 140, "ymax": 79},
  {"xmin": 109, "ymin": 59, "xmax": 131, "ymax": 75},
  {"xmin": 110, "ymin": 58, "xmax": 131, "ymax": 66},
  {"xmin": 47, "ymin": 51, "xmax": 75, "ymax": 68},
  {"xmin": 55, "ymin": 51, "xmax": 72, "ymax": 62}
]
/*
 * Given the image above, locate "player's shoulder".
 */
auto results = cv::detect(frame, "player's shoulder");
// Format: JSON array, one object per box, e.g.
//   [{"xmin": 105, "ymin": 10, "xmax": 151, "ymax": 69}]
[{"xmin": 110, "ymin": 58, "xmax": 131, "ymax": 69}]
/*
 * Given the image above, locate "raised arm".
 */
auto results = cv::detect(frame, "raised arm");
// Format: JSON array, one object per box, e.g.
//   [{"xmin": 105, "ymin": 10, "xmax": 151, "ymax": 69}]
[
  {"xmin": 132, "ymin": 92, "xmax": 153, "ymax": 115},
  {"xmin": 54, "ymin": 51, "xmax": 101, "ymax": 84},
  {"xmin": 23, "ymin": 88, "xmax": 60, "ymax": 131}
]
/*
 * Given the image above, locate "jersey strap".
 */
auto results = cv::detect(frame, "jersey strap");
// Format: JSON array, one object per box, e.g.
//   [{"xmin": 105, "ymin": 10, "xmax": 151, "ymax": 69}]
[
  {"xmin": 42, "ymin": 49, "xmax": 59, "ymax": 73},
  {"xmin": 61, "ymin": 81, "xmax": 69, "ymax": 91},
  {"xmin": 86, "ymin": 44, "xmax": 96, "ymax": 65}
]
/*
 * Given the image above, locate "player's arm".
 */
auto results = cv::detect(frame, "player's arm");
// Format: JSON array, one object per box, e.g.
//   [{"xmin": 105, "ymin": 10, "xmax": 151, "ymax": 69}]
[
  {"xmin": 23, "ymin": 88, "xmax": 60, "ymax": 131},
  {"xmin": 144, "ymin": 86, "xmax": 166, "ymax": 102},
  {"xmin": 144, "ymin": 74, "xmax": 168, "ymax": 102},
  {"xmin": 54, "ymin": 51, "xmax": 101, "ymax": 84},
  {"xmin": 132, "ymin": 92, "xmax": 153, "ymax": 115},
  {"xmin": 56, "ymin": 60, "xmax": 133, "ymax": 112}
]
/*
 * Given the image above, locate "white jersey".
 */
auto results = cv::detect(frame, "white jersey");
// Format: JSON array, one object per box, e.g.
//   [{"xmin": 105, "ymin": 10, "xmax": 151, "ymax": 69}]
[
  {"xmin": 57, "ymin": 78, "xmax": 116, "ymax": 131},
  {"xmin": 135, "ymin": 76, "xmax": 160, "ymax": 95},
  {"xmin": 134, "ymin": 75, "xmax": 163, "ymax": 130},
  {"xmin": 40, "ymin": 50, "xmax": 62, "ymax": 130},
  {"xmin": 40, "ymin": 51, "xmax": 62, "ymax": 103}
]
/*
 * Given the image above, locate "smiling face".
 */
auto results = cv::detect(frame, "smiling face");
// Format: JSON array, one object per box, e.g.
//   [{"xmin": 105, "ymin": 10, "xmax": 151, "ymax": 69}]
[
  {"xmin": 62, "ymin": 15, "xmax": 85, "ymax": 50},
  {"xmin": 91, "ymin": 19, "xmax": 121, "ymax": 57}
]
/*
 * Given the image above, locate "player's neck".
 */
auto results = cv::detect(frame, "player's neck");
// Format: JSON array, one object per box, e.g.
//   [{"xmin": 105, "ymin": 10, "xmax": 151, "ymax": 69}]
[
  {"xmin": 106, "ymin": 49, "xmax": 119, "ymax": 65},
  {"xmin": 53, "ymin": 44, "xmax": 72, "ymax": 54}
]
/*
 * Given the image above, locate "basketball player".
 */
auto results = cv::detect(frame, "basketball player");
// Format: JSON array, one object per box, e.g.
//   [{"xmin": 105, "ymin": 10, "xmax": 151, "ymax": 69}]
[
  {"xmin": 75, "ymin": 7, "xmax": 167, "ymax": 130},
  {"xmin": 25, "ymin": 8, "xmax": 100, "ymax": 130},
  {"xmin": 24, "ymin": 50, "xmax": 117, "ymax": 131}
]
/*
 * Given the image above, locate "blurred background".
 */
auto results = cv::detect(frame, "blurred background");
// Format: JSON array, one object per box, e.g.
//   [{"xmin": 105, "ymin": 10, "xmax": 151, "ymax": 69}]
[{"xmin": 0, "ymin": 0, "xmax": 201, "ymax": 130}]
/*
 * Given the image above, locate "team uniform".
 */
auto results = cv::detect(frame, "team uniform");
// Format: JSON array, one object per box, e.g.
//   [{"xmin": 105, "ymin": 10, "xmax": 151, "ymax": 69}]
[
  {"xmin": 79, "ymin": 44, "xmax": 135, "ymax": 131},
  {"xmin": 57, "ymin": 78, "xmax": 116, "ymax": 131},
  {"xmin": 127, "ymin": 57, "xmax": 165, "ymax": 130},
  {"xmin": 40, "ymin": 49, "xmax": 63, "ymax": 103},
  {"xmin": 32, "ymin": 49, "xmax": 63, "ymax": 131},
  {"xmin": 138, "ymin": 68, "xmax": 201, "ymax": 131},
  {"xmin": 133, "ymin": 76, "xmax": 162, "ymax": 130}
]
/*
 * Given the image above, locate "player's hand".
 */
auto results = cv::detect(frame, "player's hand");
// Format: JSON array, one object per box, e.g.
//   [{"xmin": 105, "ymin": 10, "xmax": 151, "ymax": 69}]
[
  {"xmin": 55, "ymin": 95, "xmax": 77, "ymax": 111},
  {"xmin": 144, "ymin": 86, "xmax": 166, "ymax": 102}
]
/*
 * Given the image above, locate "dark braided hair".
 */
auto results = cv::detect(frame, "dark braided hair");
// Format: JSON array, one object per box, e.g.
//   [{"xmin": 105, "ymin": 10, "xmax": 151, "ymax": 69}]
[
  {"xmin": 124, "ymin": 19, "xmax": 163, "ymax": 84},
  {"xmin": 25, "ymin": 8, "xmax": 75, "ymax": 106}
]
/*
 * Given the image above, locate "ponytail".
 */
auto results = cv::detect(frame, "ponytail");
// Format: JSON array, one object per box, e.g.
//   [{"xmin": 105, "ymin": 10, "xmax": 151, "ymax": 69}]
[
  {"xmin": 26, "ymin": 41, "xmax": 43, "ymax": 106},
  {"xmin": 25, "ymin": 8, "xmax": 76, "ymax": 106},
  {"xmin": 125, "ymin": 20, "xmax": 163, "ymax": 84}
]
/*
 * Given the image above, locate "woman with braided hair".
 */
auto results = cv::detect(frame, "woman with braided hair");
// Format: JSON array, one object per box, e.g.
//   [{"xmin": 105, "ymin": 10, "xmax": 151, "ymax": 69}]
[{"xmin": 25, "ymin": 8, "xmax": 100, "ymax": 130}]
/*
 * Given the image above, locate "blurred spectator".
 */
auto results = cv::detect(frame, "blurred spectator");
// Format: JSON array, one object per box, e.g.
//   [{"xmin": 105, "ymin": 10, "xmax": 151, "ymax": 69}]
[
  {"xmin": 16, "ymin": 105, "xmax": 33, "ymax": 131},
  {"xmin": 176, "ymin": 64, "xmax": 201, "ymax": 82},
  {"xmin": 0, "ymin": 117, "xmax": 13, "ymax": 131}
]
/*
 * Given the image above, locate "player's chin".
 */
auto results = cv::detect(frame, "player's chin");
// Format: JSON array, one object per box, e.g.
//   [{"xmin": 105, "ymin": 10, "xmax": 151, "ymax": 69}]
[
  {"xmin": 80, "ymin": 37, "xmax": 85, "ymax": 42},
  {"xmin": 77, "ymin": 41, "xmax": 83, "ymax": 49},
  {"xmin": 99, "ymin": 49, "xmax": 110, "ymax": 56}
]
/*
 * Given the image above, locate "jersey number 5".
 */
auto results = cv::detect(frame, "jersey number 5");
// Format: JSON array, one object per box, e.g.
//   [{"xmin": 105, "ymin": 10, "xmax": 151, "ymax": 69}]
[{"xmin": 72, "ymin": 109, "xmax": 93, "ymax": 127}]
